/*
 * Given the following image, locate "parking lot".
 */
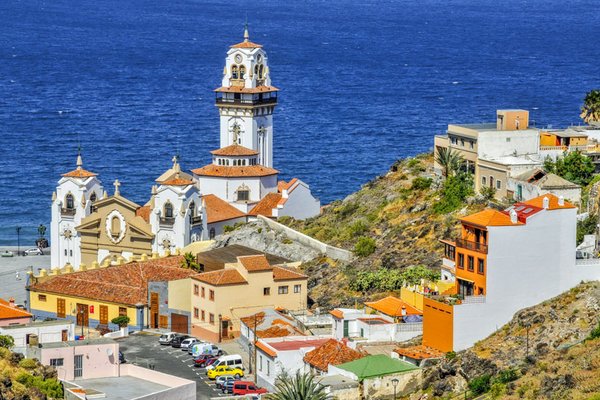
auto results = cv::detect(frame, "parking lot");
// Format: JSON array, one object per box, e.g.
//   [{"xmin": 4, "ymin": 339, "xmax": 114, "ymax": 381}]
[{"xmin": 117, "ymin": 333, "xmax": 250, "ymax": 400}]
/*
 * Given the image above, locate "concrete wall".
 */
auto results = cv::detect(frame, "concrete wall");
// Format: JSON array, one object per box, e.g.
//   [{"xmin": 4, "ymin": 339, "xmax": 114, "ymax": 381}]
[
  {"xmin": 1, "ymin": 322, "xmax": 75, "ymax": 354},
  {"xmin": 120, "ymin": 364, "xmax": 196, "ymax": 400},
  {"xmin": 477, "ymin": 129, "xmax": 539, "ymax": 159},
  {"xmin": 257, "ymin": 216, "xmax": 352, "ymax": 262},
  {"xmin": 506, "ymin": 178, "xmax": 581, "ymax": 204}
]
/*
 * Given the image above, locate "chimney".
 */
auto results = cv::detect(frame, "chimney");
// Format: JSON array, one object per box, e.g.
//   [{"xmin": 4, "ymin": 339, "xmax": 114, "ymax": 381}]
[
  {"xmin": 542, "ymin": 196, "xmax": 549, "ymax": 209},
  {"xmin": 509, "ymin": 209, "xmax": 518, "ymax": 224},
  {"xmin": 9, "ymin": 297, "xmax": 15, "ymax": 307},
  {"xmin": 558, "ymin": 196, "xmax": 564, "ymax": 206}
]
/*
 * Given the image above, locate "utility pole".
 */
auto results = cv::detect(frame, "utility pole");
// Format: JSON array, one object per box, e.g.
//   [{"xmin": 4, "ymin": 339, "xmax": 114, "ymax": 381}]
[
  {"xmin": 253, "ymin": 312, "xmax": 258, "ymax": 384},
  {"xmin": 16, "ymin": 226, "xmax": 21, "ymax": 256}
]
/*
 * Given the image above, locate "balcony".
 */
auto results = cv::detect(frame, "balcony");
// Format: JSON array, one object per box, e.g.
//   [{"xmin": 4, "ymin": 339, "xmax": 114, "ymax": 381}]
[
  {"xmin": 159, "ymin": 217, "xmax": 175, "ymax": 225},
  {"xmin": 61, "ymin": 207, "xmax": 76, "ymax": 217},
  {"xmin": 191, "ymin": 216, "xmax": 203, "ymax": 226},
  {"xmin": 215, "ymin": 96, "xmax": 277, "ymax": 106},
  {"xmin": 455, "ymin": 238, "xmax": 487, "ymax": 254}
]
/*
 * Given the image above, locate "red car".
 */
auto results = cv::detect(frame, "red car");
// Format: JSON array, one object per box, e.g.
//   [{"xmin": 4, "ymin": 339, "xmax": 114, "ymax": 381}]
[
  {"xmin": 232, "ymin": 381, "xmax": 268, "ymax": 396},
  {"xmin": 194, "ymin": 354, "xmax": 218, "ymax": 368}
]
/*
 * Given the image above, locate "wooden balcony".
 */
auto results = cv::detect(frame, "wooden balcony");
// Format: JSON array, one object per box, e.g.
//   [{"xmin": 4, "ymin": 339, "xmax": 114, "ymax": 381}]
[{"xmin": 455, "ymin": 238, "xmax": 487, "ymax": 254}]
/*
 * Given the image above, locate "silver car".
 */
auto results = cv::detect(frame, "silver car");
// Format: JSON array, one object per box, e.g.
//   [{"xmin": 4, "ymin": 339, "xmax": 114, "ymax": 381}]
[{"xmin": 180, "ymin": 337, "xmax": 199, "ymax": 351}]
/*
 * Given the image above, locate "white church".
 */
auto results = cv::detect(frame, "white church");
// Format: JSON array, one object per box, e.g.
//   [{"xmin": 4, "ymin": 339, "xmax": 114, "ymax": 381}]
[{"xmin": 50, "ymin": 28, "xmax": 321, "ymax": 269}]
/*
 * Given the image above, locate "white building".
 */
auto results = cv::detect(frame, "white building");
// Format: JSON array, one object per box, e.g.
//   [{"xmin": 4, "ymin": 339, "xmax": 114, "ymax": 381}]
[
  {"xmin": 507, "ymin": 168, "xmax": 581, "ymax": 204},
  {"xmin": 1, "ymin": 320, "xmax": 75, "ymax": 354}
]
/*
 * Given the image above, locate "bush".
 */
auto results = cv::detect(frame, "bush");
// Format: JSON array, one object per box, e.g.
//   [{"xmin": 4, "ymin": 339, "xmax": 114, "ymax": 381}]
[
  {"xmin": 111, "ymin": 315, "xmax": 130, "ymax": 328},
  {"xmin": 223, "ymin": 225, "xmax": 234, "ymax": 233},
  {"xmin": 445, "ymin": 351, "xmax": 457, "ymax": 360},
  {"xmin": 411, "ymin": 177, "xmax": 433, "ymax": 190},
  {"xmin": 577, "ymin": 214, "xmax": 598, "ymax": 245},
  {"xmin": 489, "ymin": 382, "xmax": 507, "ymax": 399},
  {"xmin": 495, "ymin": 368, "xmax": 518, "ymax": 384},
  {"xmin": 544, "ymin": 150, "xmax": 595, "ymax": 186},
  {"xmin": 0, "ymin": 335, "xmax": 14, "ymax": 349},
  {"xmin": 433, "ymin": 173, "xmax": 474, "ymax": 214},
  {"xmin": 354, "ymin": 237, "xmax": 376, "ymax": 257},
  {"xmin": 16, "ymin": 372, "xmax": 63, "ymax": 398},
  {"xmin": 349, "ymin": 265, "xmax": 438, "ymax": 293},
  {"xmin": 479, "ymin": 186, "xmax": 496, "ymax": 200},
  {"xmin": 19, "ymin": 358, "xmax": 38, "ymax": 369},
  {"xmin": 588, "ymin": 321, "xmax": 600, "ymax": 340},
  {"xmin": 348, "ymin": 220, "xmax": 369, "ymax": 237},
  {"xmin": 469, "ymin": 374, "xmax": 491, "ymax": 395}
]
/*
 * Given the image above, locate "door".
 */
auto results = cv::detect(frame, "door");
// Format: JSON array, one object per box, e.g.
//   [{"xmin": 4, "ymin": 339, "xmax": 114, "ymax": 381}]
[
  {"xmin": 458, "ymin": 279, "xmax": 474, "ymax": 297},
  {"xmin": 150, "ymin": 292, "xmax": 159, "ymax": 329},
  {"xmin": 57, "ymin": 298, "xmax": 66, "ymax": 318},
  {"xmin": 221, "ymin": 320, "xmax": 229, "ymax": 340},
  {"xmin": 517, "ymin": 184, "xmax": 523, "ymax": 201},
  {"xmin": 171, "ymin": 313, "xmax": 189, "ymax": 334},
  {"xmin": 76, "ymin": 304, "xmax": 89, "ymax": 327},
  {"xmin": 99, "ymin": 305, "xmax": 108, "ymax": 325},
  {"xmin": 74, "ymin": 354, "xmax": 83, "ymax": 378},
  {"xmin": 343, "ymin": 320, "xmax": 349, "ymax": 337},
  {"xmin": 61, "ymin": 330, "xmax": 68, "ymax": 342}
]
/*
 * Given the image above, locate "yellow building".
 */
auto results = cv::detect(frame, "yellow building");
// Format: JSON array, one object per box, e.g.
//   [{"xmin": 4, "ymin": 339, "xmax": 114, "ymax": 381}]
[{"xmin": 28, "ymin": 256, "xmax": 196, "ymax": 331}]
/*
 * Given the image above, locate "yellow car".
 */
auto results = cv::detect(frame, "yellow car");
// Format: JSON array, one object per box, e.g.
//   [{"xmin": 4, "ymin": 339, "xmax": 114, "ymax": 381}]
[{"xmin": 207, "ymin": 365, "xmax": 244, "ymax": 380}]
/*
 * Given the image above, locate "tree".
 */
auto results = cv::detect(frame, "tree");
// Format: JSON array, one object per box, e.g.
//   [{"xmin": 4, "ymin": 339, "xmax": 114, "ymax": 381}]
[
  {"xmin": 267, "ymin": 371, "xmax": 332, "ymax": 400},
  {"xmin": 433, "ymin": 172, "xmax": 474, "ymax": 214},
  {"xmin": 581, "ymin": 89, "xmax": 600, "ymax": 124},
  {"xmin": 111, "ymin": 316, "xmax": 130, "ymax": 328},
  {"xmin": 181, "ymin": 252, "xmax": 201, "ymax": 272},
  {"xmin": 0, "ymin": 335, "xmax": 14, "ymax": 349},
  {"xmin": 435, "ymin": 147, "xmax": 464, "ymax": 177},
  {"xmin": 544, "ymin": 151, "xmax": 595, "ymax": 186}
]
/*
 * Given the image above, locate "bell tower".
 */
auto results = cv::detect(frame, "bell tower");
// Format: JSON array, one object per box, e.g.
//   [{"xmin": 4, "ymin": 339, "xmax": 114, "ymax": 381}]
[{"xmin": 215, "ymin": 25, "xmax": 278, "ymax": 168}]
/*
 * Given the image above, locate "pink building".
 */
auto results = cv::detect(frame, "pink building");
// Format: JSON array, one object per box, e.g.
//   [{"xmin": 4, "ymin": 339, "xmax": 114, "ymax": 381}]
[{"xmin": 0, "ymin": 298, "xmax": 32, "ymax": 327}]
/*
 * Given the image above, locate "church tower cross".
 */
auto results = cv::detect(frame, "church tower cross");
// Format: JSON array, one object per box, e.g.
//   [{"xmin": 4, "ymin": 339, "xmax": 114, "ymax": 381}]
[{"xmin": 113, "ymin": 179, "xmax": 121, "ymax": 196}]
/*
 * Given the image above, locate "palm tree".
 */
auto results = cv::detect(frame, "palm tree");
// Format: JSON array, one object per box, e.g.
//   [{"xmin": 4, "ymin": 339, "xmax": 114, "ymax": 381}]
[
  {"xmin": 581, "ymin": 89, "xmax": 600, "ymax": 125},
  {"xmin": 267, "ymin": 372, "xmax": 332, "ymax": 400},
  {"xmin": 181, "ymin": 252, "xmax": 201, "ymax": 272},
  {"xmin": 435, "ymin": 147, "xmax": 463, "ymax": 177}
]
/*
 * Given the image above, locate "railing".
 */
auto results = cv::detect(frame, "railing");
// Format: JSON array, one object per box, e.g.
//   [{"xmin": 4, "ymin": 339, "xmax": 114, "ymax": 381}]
[
  {"xmin": 159, "ymin": 217, "xmax": 175, "ymax": 225},
  {"xmin": 455, "ymin": 238, "xmax": 488, "ymax": 254},
  {"xmin": 575, "ymin": 258, "xmax": 600, "ymax": 266},
  {"xmin": 395, "ymin": 322, "xmax": 423, "ymax": 332},
  {"xmin": 60, "ymin": 208, "xmax": 76, "ymax": 216},
  {"xmin": 540, "ymin": 145, "xmax": 589, "ymax": 152},
  {"xmin": 462, "ymin": 295, "xmax": 486, "ymax": 304},
  {"xmin": 216, "ymin": 97, "xmax": 277, "ymax": 106}
]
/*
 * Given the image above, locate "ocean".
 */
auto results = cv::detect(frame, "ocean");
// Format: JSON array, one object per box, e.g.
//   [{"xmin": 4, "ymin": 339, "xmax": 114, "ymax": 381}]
[{"xmin": 0, "ymin": 0, "xmax": 599, "ymax": 245}]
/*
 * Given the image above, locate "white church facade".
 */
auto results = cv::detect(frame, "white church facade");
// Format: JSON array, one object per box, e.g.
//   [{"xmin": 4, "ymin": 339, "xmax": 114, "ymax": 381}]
[{"xmin": 50, "ymin": 28, "xmax": 320, "ymax": 269}]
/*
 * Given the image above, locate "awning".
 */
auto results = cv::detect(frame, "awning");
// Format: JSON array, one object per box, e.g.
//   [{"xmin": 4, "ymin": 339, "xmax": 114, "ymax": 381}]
[{"xmin": 457, "ymin": 277, "xmax": 475, "ymax": 284}]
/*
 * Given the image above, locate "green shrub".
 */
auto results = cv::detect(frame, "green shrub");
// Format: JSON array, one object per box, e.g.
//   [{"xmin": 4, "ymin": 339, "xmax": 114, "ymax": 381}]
[
  {"xmin": 111, "ymin": 315, "xmax": 130, "ymax": 328},
  {"xmin": 577, "ymin": 214, "xmax": 598, "ymax": 245},
  {"xmin": 445, "ymin": 351, "xmax": 457, "ymax": 360},
  {"xmin": 18, "ymin": 358, "xmax": 37, "ymax": 369},
  {"xmin": 282, "ymin": 238, "xmax": 293, "ymax": 245},
  {"xmin": 348, "ymin": 220, "xmax": 369, "ymax": 237},
  {"xmin": 588, "ymin": 321, "xmax": 600, "ymax": 340},
  {"xmin": 0, "ymin": 335, "xmax": 14, "ymax": 349},
  {"xmin": 433, "ymin": 173, "xmax": 474, "ymax": 214},
  {"xmin": 489, "ymin": 382, "xmax": 507, "ymax": 399},
  {"xmin": 469, "ymin": 374, "xmax": 491, "ymax": 395},
  {"xmin": 479, "ymin": 186, "xmax": 496, "ymax": 200},
  {"xmin": 223, "ymin": 225, "xmax": 234, "ymax": 233},
  {"xmin": 257, "ymin": 227, "xmax": 263, "ymax": 234},
  {"xmin": 16, "ymin": 372, "xmax": 63, "ymax": 398},
  {"xmin": 354, "ymin": 237, "xmax": 376, "ymax": 257},
  {"xmin": 349, "ymin": 265, "xmax": 437, "ymax": 293},
  {"xmin": 495, "ymin": 368, "xmax": 518, "ymax": 384},
  {"xmin": 411, "ymin": 177, "xmax": 433, "ymax": 190}
]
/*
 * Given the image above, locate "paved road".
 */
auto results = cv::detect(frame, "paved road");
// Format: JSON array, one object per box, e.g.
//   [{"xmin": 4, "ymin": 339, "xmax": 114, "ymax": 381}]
[
  {"xmin": 117, "ymin": 333, "xmax": 236, "ymax": 400},
  {"xmin": 0, "ymin": 247, "xmax": 50, "ymax": 306}
]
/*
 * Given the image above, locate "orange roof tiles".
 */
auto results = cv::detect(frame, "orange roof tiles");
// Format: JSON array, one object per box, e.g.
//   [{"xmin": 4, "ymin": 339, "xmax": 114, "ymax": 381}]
[
  {"xmin": 62, "ymin": 168, "xmax": 97, "ymax": 178},
  {"xmin": 522, "ymin": 193, "xmax": 576, "ymax": 210},
  {"xmin": 460, "ymin": 209, "xmax": 523, "ymax": 228},
  {"xmin": 211, "ymin": 145, "xmax": 258, "ymax": 157},
  {"xmin": 394, "ymin": 345, "xmax": 444, "ymax": 360},
  {"xmin": 0, "ymin": 298, "xmax": 32, "ymax": 320},
  {"xmin": 248, "ymin": 193, "xmax": 282, "ymax": 217},
  {"xmin": 238, "ymin": 255, "xmax": 272, "ymax": 272},
  {"xmin": 193, "ymin": 269, "xmax": 247, "ymax": 286},
  {"xmin": 364, "ymin": 296, "xmax": 422, "ymax": 317},
  {"xmin": 202, "ymin": 194, "xmax": 246, "ymax": 224},
  {"xmin": 303, "ymin": 339, "xmax": 365, "ymax": 372},
  {"xmin": 159, "ymin": 177, "xmax": 194, "ymax": 186},
  {"xmin": 214, "ymin": 86, "xmax": 279, "ymax": 94},
  {"xmin": 136, "ymin": 206, "xmax": 151, "ymax": 223},
  {"xmin": 29, "ymin": 256, "xmax": 194, "ymax": 306},
  {"xmin": 231, "ymin": 40, "xmax": 263, "ymax": 49},
  {"xmin": 256, "ymin": 341, "xmax": 277, "ymax": 358},
  {"xmin": 192, "ymin": 164, "xmax": 279, "ymax": 178},
  {"xmin": 329, "ymin": 309, "xmax": 344, "ymax": 320},
  {"xmin": 272, "ymin": 266, "xmax": 307, "ymax": 281}
]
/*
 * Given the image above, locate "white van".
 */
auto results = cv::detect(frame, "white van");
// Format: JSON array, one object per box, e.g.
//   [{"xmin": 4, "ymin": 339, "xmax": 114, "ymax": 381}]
[
  {"xmin": 158, "ymin": 332, "xmax": 176, "ymax": 345},
  {"xmin": 206, "ymin": 354, "xmax": 244, "ymax": 371}
]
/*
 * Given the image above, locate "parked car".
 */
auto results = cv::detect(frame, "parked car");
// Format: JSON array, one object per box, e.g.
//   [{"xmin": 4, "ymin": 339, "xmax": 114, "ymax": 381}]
[
  {"xmin": 119, "ymin": 351, "xmax": 126, "ymax": 364},
  {"xmin": 170, "ymin": 334, "xmax": 191, "ymax": 348},
  {"xmin": 222, "ymin": 379, "xmax": 235, "ymax": 394},
  {"xmin": 194, "ymin": 354, "xmax": 218, "ymax": 368},
  {"xmin": 207, "ymin": 365, "xmax": 244, "ymax": 380},
  {"xmin": 23, "ymin": 248, "xmax": 43, "ymax": 256},
  {"xmin": 1, "ymin": 250, "xmax": 14, "ymax": 258},
  {"xmin": 206, "ymin": 354, "xmax": 243, "ymax": 371},
  {"xmin": 232, "ymin": 381, "xmax": 268, "ymax": 396},
  {"xmin": 158, "ymin": 332, "xmax": 177, "ymax": 345},
  {"xmin": 188, "ymin": 340, "xmax": 206, "ymax": 355},
  {"xmin": 193, "ymin": 343, "xmax": 223, "ymax": 357},
  {"xmin": 215, "ymin": 375, "xmax": 239, "ymax": 389},
  {"xmin": 180, "ymin": 337, "xmax": 199, "ymax": 351}
]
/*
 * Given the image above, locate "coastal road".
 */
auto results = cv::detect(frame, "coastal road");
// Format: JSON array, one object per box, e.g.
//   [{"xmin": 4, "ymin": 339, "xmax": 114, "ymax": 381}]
[{"xmin": 0, "ymin": 247, "xmax": 50, "ymax": 306}]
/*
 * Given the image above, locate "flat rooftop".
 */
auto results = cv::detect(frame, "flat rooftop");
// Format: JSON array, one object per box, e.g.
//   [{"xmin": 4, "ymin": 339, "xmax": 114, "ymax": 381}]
[
  {"xmin": 68, "ymin": 376, "xmax": 170, "ymax": 400},
  {"xmin": 1, "ymin": 319, "xmax": 72, "ymax": 330},
  {"xmin": 39, "ymin": 337, "xmax": 115, "ymax": 349},
  {"xmin": 448, "ymin": 122, "xmax": 497, "ymax": 131}
]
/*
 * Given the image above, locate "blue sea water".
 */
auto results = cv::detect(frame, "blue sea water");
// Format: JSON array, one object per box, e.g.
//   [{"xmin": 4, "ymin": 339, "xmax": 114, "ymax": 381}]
[{"xmin": 0, "ymin": 0, "xmax": 599, "ymax": 245}]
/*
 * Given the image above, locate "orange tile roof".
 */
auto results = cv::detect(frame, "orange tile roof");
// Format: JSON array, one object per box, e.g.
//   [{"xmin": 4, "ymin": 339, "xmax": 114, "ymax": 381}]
[
  {"xmin": 193, "ymin": 269, "xmax": 247, "ymax": 286},
  {"xmin": 329, "ymin": 309, "xmax": 344, "ymax": 319},
  {"xmin": 255, "ymin": 341, "xmax": 277, "ymax": 358},
  {"xmin": 394, "ymin": 345, "xmax": 444, "ymax": 360},
  {"xmin": 522, "ymin": 193, "xmax": 576, "ymax": 210},
  {"xmin": 214, "ymin": 86, "xmax": 279, "ymax": 94},
  {"xmin": 0, "ymin": 298, "xmax": 32, "ymax": 320},
  {"xmin": 29, "ymin": 256, "xmax": 194, "ymax": 306},
  {"xmin": 272, "ymin": 266, "xmax": 307, "ymax": 281},
  {"xmin": 278, "ymin": 178, "xmax": 298, "ymax": 193},
  {"xmin": 62, "ymin": 168, "xmax": 97, "ymax": 178},
  {"xmin": 460, "ymin": 209, "xmax": 523, "ymax": 228},
  {"xmin": 240, "ymin": 311, "xmax": 302, "ymax": 338},
  {"xmin": 211, "ymin": 144, "xmax": 258, "ymax": 157},
  {"xmin": 303, "ymin": 339, "xmax": 365, "ymax": 372},
  {"xmin": 159, "ymin": 177, "xmax": 194, "ymax": 186},
  {"xmin": 248, "ymin": 192, "xmax": 282, "ymax": 217},
  {"xmin": 202, "ymin": 194, "xmax": 246, "ymax": 224},
  {"xmin": 364, "ymin": 296, "xmax": 422, "ymax": 317},
  {"xmin": 136, "ymin": 205, "xmax": 151, "ymax": 223},
  {"xmin": 231, "ymin": 40, "xmax": 263, "ymax": 49},
  {"xmin": 192, "ymin": 164, "xmax": 279, "ymax": 178},
  {"xmin": 238, "ymin": 255, "xmax": 272, "ymax": 272}
]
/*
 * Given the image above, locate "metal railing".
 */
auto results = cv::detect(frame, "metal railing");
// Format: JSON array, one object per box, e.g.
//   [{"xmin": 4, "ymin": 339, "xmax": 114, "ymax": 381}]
[
  {"xmin": 60, "ymin": 208, "xmax": 76, "ymax": 216},
  {"xmin": 395, "ymin": 322, "xmax": 423, "ymax": 332},
  {"xmin": 455, "ymin": 238, "xmax": 488, "ymax": 254},
  {"xmin": 159, "ymin": 217, "xmax": 175, "ymax": 225},
  {"xmin": 216, "ymin": 97, "xmax": 277, "ymax": 106},
  {"xmin": 462, "ymin": 295, "xmax": 486, "ymax": 304}
]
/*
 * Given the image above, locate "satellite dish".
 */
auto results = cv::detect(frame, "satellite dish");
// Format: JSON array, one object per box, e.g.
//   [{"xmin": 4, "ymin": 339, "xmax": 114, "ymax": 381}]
[{"xmin": 106, "ymin": 348, "xmax": 114, "ymax": 357}]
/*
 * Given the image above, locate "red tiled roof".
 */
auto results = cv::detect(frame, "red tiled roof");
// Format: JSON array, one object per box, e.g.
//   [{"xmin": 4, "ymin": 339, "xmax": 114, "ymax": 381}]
[
  {"xmin": 256, "ymin": 341, "xmax": 277, "ymax": 358},
  {"xmin": 303, "ymin": 339, "xmax": 365, "ymax": 372},
  {"xmin": 272, "ymin": 266, "xmax": 307, "ymax": 281},
  {"xmin": 364, "ymin": 296, "xmax": 422, "ymax": 317},
  {"xmin": 0, "ymin": 298, "xmax": 32, "ymax": 320},
  {"xmin": 29, "ymin": 256, "xmax": 194, "ymax": 306},
  {"xmin": 268, "ymin": 338, "xmax": 330, "ymax": 352},
  {"xmin": 136, "ymin": 206, "xmax": 151, "ymax": 223},
  {"xmin": 202, "ymin": 194, "xmax": 246, "ymax": 224},
  {"xmin": 231, "ymin": 40, "xmax": 263, "ymax": 49},
  {"xmin": 460, "ymin": 209, "xmax": 523, "ymax": 228},
  {"xmin": 248, "ymin": 193, "xmax": 282, "ymax": 217},
  {"xmin": 62, "ymin": 168, "xmax": 97, "ymax": 178},
  {"xmin": 211, "ymin": 145, "xmax": 258, "ymax": 157},
  {"xmin": 329, "ymin": 309, "xmax": 344, "ymax": 320},
  {"xmin": 160, "ymin": 177, "xmax": 194, "ymax": 186},
  {"xmin": 214, "ymin": 86, "xmax": 278, "ymax": 94},
  {"xmin": 193, "ymin": 269, "xmax": 247, "ymax": 286},
  {"xmin": 192, "ymin": 164, "xmax": 279, "ymax": 178},
  {"xmin": 522, "ymin": 193, "xmax": 576, "ymax": 210},
  {"xmin": 238, "ymin": 255, "xmax": 272, "ymax": 272},
  {"xmin": 394, "ymin": 345, "xmax": 444, "ymax": 360}
]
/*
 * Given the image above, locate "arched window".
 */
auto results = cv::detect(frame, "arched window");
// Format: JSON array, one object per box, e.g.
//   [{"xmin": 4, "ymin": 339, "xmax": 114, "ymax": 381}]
[
  {"xmin": 189, "ymin": 201, "xmax": 196, "ymax": 217},
  {"xmin": 111, "ymin": 216, "xmax": 120, "ymax": 238},
  {"xmin": 209, "ymin": 228, "xmax": 216, "ymax": 239},
  {"xmin": 239, "ymin": 65, "xmax": 246, "ymax": 79},
  {"xmin": 254, "ymin": 65, "xmax": 259, "ymax": 76},
  {"xmin": 164, "ymin": 202, "xmax": 173, "ymax": 218},
  {"xmin": 65, "ymin": 194, "xmax": 74, "ymax": 209},
  {"xmin": 258, "ymin": 65, "xmax": 264, "ymax": 79},
  {"xmin": 231, "ymin": 66, "xmax": 239, "ymax": 79},
  {"xmin": 90, "ymin": 192, "xmax": 97, "ymax": 203}
]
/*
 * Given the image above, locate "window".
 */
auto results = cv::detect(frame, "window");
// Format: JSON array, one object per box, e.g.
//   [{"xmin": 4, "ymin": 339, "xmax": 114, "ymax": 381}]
[
  {"xmin": 164, "ymin": 202, "xmax": 173, "ymax": 218},
  {"xmin": 209, "ymin": 290, "xmax": 215, "ymax": 301},
  {"xmin": 470, "ymin": 140, "xmax": 474, "ymax": 149},
  {"xmin": 444, "ymin": 243, "xmax": 455, "ymax": 260},
  {"xmin": 259, "ymin": 355, "xmax": 263, "ymax": 371},
  {"xmin": 65, "ymin": 194, "xmax": 74, "ymax": 209},
  {"xmin": 294, "ymin": 284, "xmax": 301, "ymax": 293},
  {"xmin": 237, "ymin": 189, "xmax": 250, "ymax": 202},
  {"xmin": 38, "ymin": 294, "xmax": 47, "ymax": 302},
  {"xmin": 263, "ymin": 287, "xmax": 270, "ymax": 296},
  {"xmin": 267, "ymin": 360, "xmax": 270, "ymax": 376},
  {"xmin": 461, "ymin": 139, "xmax": 465, "ymax": 147},
  {"xmin": 50, "ymin": 358, "xmax": 64, "ymax": 367},
  {"xmin": 506, "ymin": 137, "xmax": 511, "ymax": 142},
  {"xmin": 231, "ymin": 65, "xmax": 239, "ymax": 79},
  {"xmin": 458, "ymin": 254, "xmax": 464, "ymax": 269},
  {"xmin": 90, "ymin": 192, "xmax": 97, "ymax": 203},
  {"xmin": 194, "ymin": 308, "xmax": 199, "ymax": 319},
  {"xmin": 64, "ymin": 249, "xmax": 67, "ymax": 256},
  {"xmin": 201, "ymin": 310, "xmax": 205, "ymax": 321},
  {"xmin": 239, "ymin": 65, "xmax": 246, "ymax": 79},
  {"xmin": 496, "ymin": 180, "xmax": 501, "ymax": 190},
  {"xmin": 278, "ymin": 286, "xmax": 289, "ymax": 294},
  {"xmin": 489, "ymin": 176, "xmax": 494, "ymax": 188},
  {"xmin": 70, "ymin": 250, "xmax": 73, "ymax": 256},
  {"xmin": 209, "ymin": 228, "xmax": 216, "ymax": 239},
  {"xmin": 201, "ymin": 287, "xmax": 205, "ymax": 298},
  {"xmin": 209, "ymin": 313, "xmax": 215, "ymax": 325},
  {"xmin": 189, "ymin": 201, "xmax": 196, "ymax": 217},
  {"xmin": 111, "ymin": 216, "xmax": 120, "ymax": 238},
  {"xmin": 194, "ymin": 284, "xmax": 199, "ymax": 295},
  {"xmin": 478, "ymin": 258, "xmax": 485, "ymax": 274},
  {"xmin": 119, "ymin": 307, "xmax": 127, "ymax": 317},
  {"xmin": 482, "ymin": 176, "xmax": 487, "ymax": 186},
  {"xmin": 468, "ymin": 255, "xmax": 474, "ymax": 271}
]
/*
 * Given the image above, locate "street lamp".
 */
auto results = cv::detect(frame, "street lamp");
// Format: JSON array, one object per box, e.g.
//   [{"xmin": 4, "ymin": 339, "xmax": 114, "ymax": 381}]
[
  {"xmin": 392, "ymin": 377, "xmax": 399, "ymax": 400},
  {"xmin": 16, "ymin": 227, "xmax": 22, "ymax": 256}
]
